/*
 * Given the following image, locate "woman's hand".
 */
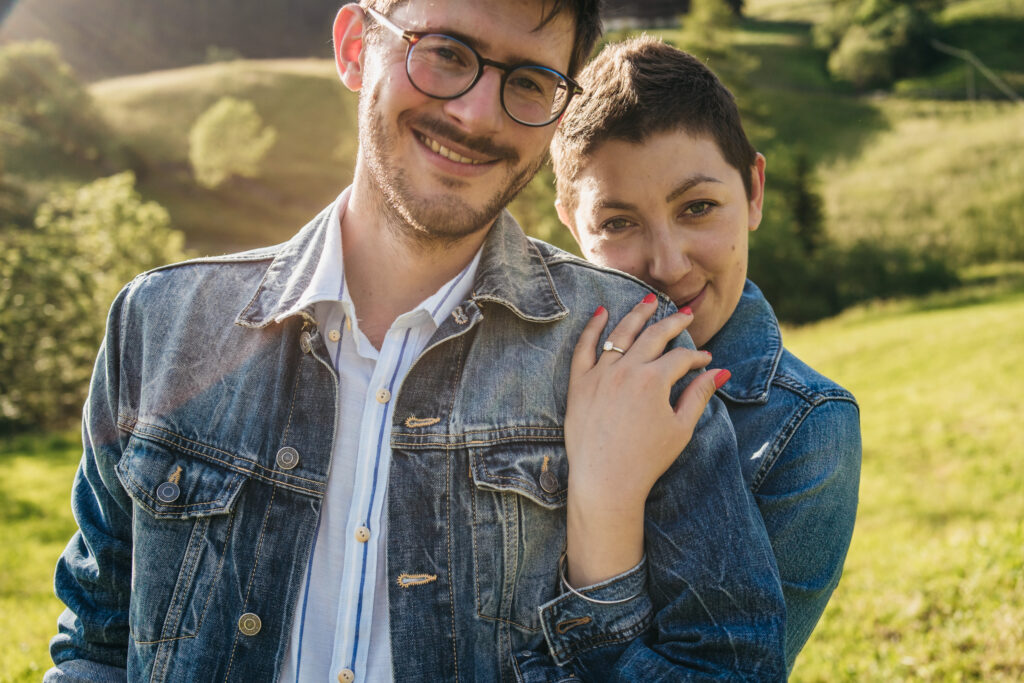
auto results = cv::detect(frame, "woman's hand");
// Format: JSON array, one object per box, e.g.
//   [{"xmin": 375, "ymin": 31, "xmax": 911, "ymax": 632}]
[{"xmin": 564, "ymin": 294, "xmax": 730, "ymax": 586}]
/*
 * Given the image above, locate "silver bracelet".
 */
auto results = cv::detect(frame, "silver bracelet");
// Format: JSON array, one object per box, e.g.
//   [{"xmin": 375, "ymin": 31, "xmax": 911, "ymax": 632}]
[{"xmin": 557, "ymin": 552, "xmax": 644, "ymax": 606}]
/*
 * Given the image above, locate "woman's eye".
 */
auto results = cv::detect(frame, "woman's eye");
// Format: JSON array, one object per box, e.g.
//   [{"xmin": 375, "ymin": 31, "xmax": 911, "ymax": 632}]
[{"xmin": 682, "ymin": 201, "xmax": 714, "ymax": 217}]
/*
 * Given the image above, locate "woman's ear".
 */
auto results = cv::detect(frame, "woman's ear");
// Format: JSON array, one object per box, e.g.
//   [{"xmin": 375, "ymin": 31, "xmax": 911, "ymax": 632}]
[
  {"xmin": 748, "ymin": 153, "xmax": 767, "ymax": 231},
  {"xmin": 333, "ymin": 3, "xmax": 366, "ymax": 91}
]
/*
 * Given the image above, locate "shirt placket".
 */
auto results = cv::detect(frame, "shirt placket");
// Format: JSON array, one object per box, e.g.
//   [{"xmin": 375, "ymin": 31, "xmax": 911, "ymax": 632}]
[{"xmin": 331, "ymin": 324, "xmax": 414, "ymax": 683}]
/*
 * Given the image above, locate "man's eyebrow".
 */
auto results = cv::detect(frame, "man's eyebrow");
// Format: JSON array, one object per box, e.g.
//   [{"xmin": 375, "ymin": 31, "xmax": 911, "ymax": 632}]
[
  {"xmin": 666, "ymin": 175, "xmax": 722, "ymax": 203},
  {"xmin": 430, "ymin": 26, "xmax": 557, "ymax": 69},
  {"xmin": 591, "ymin": 198, "xmax": 639, "ymax": 212}
]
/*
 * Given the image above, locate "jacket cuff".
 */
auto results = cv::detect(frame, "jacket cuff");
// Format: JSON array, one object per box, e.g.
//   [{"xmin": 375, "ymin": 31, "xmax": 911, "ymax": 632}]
[
  {"xmin": 538, "ymin": 555, "xmax": 653, "ymax": 666},
  {"xmin": 44, "ymin": 660, "xmax": 127, "ymax": 682}
]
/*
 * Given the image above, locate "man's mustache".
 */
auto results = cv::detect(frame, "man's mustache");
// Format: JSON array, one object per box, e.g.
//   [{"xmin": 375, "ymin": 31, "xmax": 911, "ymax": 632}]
[{"xmin": 409, "ymin": 115, "xmax": 520, "ymax": 164}]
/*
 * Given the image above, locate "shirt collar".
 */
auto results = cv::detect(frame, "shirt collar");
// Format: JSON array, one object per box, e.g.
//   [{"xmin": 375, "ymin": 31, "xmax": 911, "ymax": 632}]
[
  {"xmin": 237, "ymin": 188, "xmax": 561, "ymax": 329},
  {"xmin": 704, "ymin": 280, "xmax": 784, "ymax": 404}
]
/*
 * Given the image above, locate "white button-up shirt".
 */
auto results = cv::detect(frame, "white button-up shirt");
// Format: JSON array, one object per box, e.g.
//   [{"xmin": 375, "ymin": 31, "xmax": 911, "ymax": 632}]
[{"xmin": 279, "ymin": 189, "xmax": 481, "ymax": 682}]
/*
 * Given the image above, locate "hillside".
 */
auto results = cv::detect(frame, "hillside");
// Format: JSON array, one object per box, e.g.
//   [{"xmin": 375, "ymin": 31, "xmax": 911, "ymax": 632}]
[{"xmin": 89, "ymin": 59, "xmax": 358, "ymax": 252}]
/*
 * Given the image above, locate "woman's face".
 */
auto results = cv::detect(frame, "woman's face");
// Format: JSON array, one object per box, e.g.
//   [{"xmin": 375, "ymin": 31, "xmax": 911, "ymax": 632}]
[{"xmin": 560, "ymin": 130, "xmax": 765, "ymax": 348}]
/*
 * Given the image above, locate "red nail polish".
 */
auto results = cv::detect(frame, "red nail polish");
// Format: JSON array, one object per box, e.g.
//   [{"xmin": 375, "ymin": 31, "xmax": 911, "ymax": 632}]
[
  {"xmin": 681, "ymin": 306, "xmax": 693, "ymax": 316},
  {"xmin": 593, "ymin": 305, "xmax": 606, "ymax": 317},
  {"xmin": 642, "ymin": 293, "xmax": 657, "ymax": 304},
  {"xmin": 703, "ymin": 350, "xmax": 712, "ymax": 359},
  {"xmin": 713, "ymin": 369, "xmax": 731, "ymax": 389}
]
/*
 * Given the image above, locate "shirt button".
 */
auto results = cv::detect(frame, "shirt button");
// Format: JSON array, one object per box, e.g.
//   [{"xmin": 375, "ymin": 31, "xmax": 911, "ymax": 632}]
[
  {"xmin": 539, "ymin": 470, "xmax": 559, "ymax": 494},
  {"xmin": 328, "ymin": 329, "xmax": 341, "ymax": 342},
  {"xmin": 299, "ymin": 330, "xmax": 313, "ymax": 354},
  {"xmin": 238, "ymin": 612, "xmax": 262, "ymax": 636},
  {"xmin": 376, "ymin": 388, "xmax": 391, "ymax": 404},
  {"xmin": 355, "ymin": 526, "xmax": 371, "ymax": 543},
  {"xmin": 156, "ymin": 481, "xmax": 180, "ymax": 503},
  {"xmin": 338, "ymin": 669, "xmax": 355, "ymax": 683},
  {"xmin": 276, "ymin": 447, "xmax": 300, "ymax": 470}
]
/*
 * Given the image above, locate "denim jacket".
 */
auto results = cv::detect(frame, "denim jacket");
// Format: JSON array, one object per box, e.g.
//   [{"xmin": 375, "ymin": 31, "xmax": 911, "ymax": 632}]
[
  {"xmin": 49, "ymin": 204, "xmax": 786, "ymax": 682},
  {"xmin": 706, "ymin": 280, "xmax": 861, "ymax": 670}
]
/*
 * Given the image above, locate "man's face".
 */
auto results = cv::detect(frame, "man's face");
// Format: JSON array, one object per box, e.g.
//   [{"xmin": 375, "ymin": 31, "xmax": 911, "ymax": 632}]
[
  {"xmin": 562, "ymin": 130, "xmax": 765, "ymax": 348},
  {"xmin": 355, "ymin": 0, "xmax": 575, "ymax": 242}
]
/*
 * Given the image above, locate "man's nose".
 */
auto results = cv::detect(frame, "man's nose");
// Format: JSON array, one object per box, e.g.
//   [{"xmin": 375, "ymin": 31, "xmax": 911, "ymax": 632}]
[{"xmin": 441, "ymin": 67, "xmax": 505, "ymax": 133}]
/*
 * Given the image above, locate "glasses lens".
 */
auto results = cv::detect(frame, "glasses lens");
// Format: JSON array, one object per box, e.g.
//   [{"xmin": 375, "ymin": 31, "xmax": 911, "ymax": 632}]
[
  {"xmin": 407, "ymin": 35, "xmax": 478, "ymax": 98},
  {"xmin": 503, "ymin": 66, "xmax": 569, "ymax": 126}
]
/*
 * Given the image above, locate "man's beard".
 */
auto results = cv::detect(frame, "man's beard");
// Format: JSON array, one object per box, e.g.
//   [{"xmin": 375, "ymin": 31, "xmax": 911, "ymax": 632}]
[{"xmin": 358, "ymin": 82, "xmax": 545, "ymax": 249}]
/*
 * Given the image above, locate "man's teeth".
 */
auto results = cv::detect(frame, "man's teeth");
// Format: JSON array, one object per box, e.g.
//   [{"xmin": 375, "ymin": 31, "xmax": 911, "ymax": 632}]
[{"xmin": 421, "ymin": 135, "xmax": 486, "ymax": 165}]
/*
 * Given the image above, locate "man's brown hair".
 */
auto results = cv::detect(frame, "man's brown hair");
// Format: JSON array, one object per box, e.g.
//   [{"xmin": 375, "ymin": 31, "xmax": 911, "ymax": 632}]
[
  {"xmin": 360, "ymin": 0, "xmax": 602, "ymax": 77},
  {"xmin": 552, "ymin": 35, "xmax": 758, "ymax": 211}
]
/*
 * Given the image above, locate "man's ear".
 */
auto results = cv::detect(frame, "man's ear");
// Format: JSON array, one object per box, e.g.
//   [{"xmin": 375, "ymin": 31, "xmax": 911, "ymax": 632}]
[
  {"xmin": 555, "ymin": 197, "xmax": 582, "ymax": 243},
  {"xmin": 748, "ymin": 153, "xmax": 767, "ymax": 232},
  {"xmin": 333, "ymin": 3, "xmax": 366, "ymax": 91}
]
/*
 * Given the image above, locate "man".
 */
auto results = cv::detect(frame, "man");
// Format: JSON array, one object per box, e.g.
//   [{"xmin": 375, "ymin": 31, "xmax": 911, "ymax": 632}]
[
  {"xmin": 551, "ymin": 36, "xmax": 862, "ymax": 670},
  {"xmin": 48, "ymin": 4, "xmax": 786, "ymax": 681}
]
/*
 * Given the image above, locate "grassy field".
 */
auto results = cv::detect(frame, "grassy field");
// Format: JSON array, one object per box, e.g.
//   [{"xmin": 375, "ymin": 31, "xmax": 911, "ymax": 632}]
[{"xmin": 3, "ymin": 272, "xmax": 1021, "ymax": 681}]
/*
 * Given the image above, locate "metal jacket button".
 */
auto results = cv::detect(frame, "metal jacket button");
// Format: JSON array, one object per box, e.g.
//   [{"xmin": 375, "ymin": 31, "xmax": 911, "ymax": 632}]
[
  {"xmin": 238, "ymin": 612, "xmax": 262, "ymax": 636},
  {"xmin": 156, "ymin": 481, "xmax": 180, "ymax": 503},
  {"xmin": 276, "ymin": 447, "xmax": 300, "ymax": 470},
  {"xmin": 539, "ymin": 470, "xmax": 558, "ymax": 494},
  {"xmin": 299, "ymin": 330, "xmax": 313, "ymax": 354}
]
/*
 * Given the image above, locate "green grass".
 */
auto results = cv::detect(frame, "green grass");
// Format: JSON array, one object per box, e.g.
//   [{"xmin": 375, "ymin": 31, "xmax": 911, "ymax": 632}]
[
  {"xmin": 818, "ymin": 99, "xmax": 1024, "ymax": 264},
  {"xmin": 783, "ymin": 271, "xmax": 1024, "ymax": 681},
  {"xmin": 0, "ymin": 432, "xmax": 81, "ymax": 682},
  {"xmin": 4, "ymin": 274, "xmax": 1022, "ymax": 681}
]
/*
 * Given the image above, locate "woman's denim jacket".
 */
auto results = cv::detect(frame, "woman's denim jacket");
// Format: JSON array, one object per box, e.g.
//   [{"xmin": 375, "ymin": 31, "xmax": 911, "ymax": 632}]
[
  {"xmin": 49, "ymin": 204, "xmax": 786, "ymax": 682},
  {"xmin": 706, "ymin": 281, "xmax": 861, "ymax": 670}
]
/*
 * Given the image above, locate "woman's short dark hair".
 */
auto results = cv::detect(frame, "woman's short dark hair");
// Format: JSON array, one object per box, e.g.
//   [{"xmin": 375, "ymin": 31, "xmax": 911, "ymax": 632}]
[{"xmin": 552, "ymin": 35, "xmax": 758, "ymax": 210}]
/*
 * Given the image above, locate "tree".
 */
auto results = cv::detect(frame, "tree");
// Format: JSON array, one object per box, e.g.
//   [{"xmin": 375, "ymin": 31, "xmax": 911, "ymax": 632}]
[
  {"xmin": 188, "ymin": 96, "xmax": 277, "ymax": 189},
  {"xmin": 0, "ymin": 172, "xmax": 186, "ymax": 429}
]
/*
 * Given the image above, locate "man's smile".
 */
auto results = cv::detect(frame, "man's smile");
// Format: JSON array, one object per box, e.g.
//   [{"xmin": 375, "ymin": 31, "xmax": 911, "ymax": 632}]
[{"xmin": 415, "ymin": 130, "xmax": 494, "ymax": 166}]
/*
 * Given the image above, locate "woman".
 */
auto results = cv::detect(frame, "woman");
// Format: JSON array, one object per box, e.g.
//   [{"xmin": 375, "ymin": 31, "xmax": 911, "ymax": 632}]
[{"xmin": 553, "ymin": 36, "xmax": 862, "ymax": 669}]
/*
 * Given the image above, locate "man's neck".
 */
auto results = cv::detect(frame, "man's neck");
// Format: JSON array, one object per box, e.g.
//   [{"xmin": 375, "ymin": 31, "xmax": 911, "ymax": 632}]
[{"xmin": 341, "ymin": 185, "xmax": 490, "ymax": 349}]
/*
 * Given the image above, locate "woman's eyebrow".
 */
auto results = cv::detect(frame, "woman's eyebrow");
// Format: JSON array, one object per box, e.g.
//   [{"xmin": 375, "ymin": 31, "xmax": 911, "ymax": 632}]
[{"xmin": 665, "ymin": 175, "xmax": 722, "ymax": 203}]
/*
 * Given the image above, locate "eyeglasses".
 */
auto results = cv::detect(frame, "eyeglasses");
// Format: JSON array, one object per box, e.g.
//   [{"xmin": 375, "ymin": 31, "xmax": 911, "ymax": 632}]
[{"xmin": 365, "ymin": 6, "xmax": 583, "ymax": 127}]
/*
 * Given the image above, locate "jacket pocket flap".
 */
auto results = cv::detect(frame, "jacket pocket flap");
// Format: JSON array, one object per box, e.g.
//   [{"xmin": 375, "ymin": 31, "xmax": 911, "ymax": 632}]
[
  {"xmin": 116, "ymin": 433, "xmax": 246, "ymax": 519},
  {"xmin": 469, "ymin": 441, "xmax": 567, "ymax": 509}
]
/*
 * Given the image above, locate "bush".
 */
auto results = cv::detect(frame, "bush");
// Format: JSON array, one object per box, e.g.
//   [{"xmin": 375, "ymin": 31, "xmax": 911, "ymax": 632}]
[
  {"xmin": 828, "ymin": 25, "xmax": 894, "ymax": 89},
  {"xmin": 0, "ymin": 41, "xmax": 122, "ymax": 167},
  {"xmin": 188, "ymin": 96, "xmax": 277, "ymax": 189},
  {"xmin": 0, "ymin": 172, "xmax": 186, "ymax": 430}
]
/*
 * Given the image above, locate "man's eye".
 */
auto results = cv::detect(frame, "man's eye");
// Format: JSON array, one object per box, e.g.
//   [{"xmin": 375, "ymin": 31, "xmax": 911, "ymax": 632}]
[{"xmin": 601, "ymin": 217, "xmax": 635, "ymax": 233}]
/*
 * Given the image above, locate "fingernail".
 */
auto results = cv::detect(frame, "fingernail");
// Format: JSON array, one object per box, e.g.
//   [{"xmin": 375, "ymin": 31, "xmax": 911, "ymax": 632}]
[
  {"xmin": 642, "ymin": 293, "xmax": 657, "ymax": 304},
  {"xmin": 593, "ymin": 305, "xmax": 606, "ymax": 317},
  {"xmin": 703, "ymin": 350, "xmax": 712, "ymax": 359},
  {"xmin": 713, "ymin": 369, "xmax": 731, "ymax": 389},
  {"xmin": 681, "ymin": 306, "xmax": 693, "ymax": 316}
]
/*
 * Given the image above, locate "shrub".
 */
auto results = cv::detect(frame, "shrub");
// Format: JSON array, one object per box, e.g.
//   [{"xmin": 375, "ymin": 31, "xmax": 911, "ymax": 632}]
[
  {"xmin": 0, "ymin": 172, "xmax": 186, "ymax": 430},
  {"xmin": 188, "ymin": 96, "xmax": 277, "ymax": 189},
  {"xmin": 0, "ymin": 41, "xmax": 121, "ymax": 166},
  {"xmin": 828, "ymin": 25, "xmax": 894, "ymax": 89}
]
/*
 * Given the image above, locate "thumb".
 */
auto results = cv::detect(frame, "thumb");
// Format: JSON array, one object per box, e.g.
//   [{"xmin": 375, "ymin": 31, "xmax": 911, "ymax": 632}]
[{"xmin": 673, "ymin": 369, "xmax": 730, "ymax": 437}]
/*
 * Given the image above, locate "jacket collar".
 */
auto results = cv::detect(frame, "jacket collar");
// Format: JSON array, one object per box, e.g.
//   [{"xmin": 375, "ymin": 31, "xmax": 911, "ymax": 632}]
[
  {"xmin": 236, "ymin": 196, "xmax": 567, "ymax": 328},
  {"xmin": 704, "ymin": 280, "xmax": 784, "ymax": 404}
]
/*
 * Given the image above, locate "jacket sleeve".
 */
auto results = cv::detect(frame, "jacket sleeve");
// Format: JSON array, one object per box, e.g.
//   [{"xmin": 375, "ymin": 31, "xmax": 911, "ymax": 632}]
[
  {"xmin": 530, "ymin": 394, "xmax": 788, "ymax": 682},
  {"xmin": 47, "ymin": 285, "xmax": 136, "ymax": 681},
  {"xmin": 754, "ymin": 397, "xmax": 861, "ymax": 669}
]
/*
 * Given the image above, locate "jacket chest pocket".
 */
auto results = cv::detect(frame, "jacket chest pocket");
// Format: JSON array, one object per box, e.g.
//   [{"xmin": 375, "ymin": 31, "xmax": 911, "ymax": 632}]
[
  {"xmin": 469, "ymin": 441, "xmax": 567, "ymax": 632},
  {"xmin": 116, "ymin": 433, "xmax": 246, "ymax": 645}
]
